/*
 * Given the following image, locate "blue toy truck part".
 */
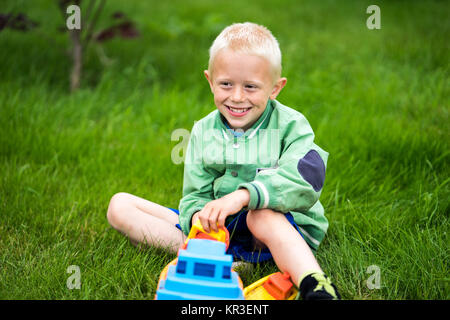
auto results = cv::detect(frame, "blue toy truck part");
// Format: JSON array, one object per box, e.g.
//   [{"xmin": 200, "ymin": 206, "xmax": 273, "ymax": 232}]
[{"xmin": 156, "ymin": 239, "xmax": 244, "ymax": 300}]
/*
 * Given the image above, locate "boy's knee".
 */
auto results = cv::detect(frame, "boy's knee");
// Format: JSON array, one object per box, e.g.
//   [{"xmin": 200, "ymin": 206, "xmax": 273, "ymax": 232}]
[
  {"xmin": 246, "ymin": 208, "xmax": 280, "ymax": 242},
  {"xmin": 106, "ymin": 192, "xmax": 131, "ymax": 228}
]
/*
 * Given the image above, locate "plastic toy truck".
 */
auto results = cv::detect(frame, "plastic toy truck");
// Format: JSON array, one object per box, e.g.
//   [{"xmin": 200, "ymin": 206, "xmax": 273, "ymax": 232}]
[
  {"xmin": 155, "ymin": 221, "xmax": 245, "ymax": 300},
  {"xmin": 155, "ymin": 220, "xmax": 298, "ymax": 300},
  {"xmin": 244, "ymin": 271, "xmax": 298, "ymax": 300}
]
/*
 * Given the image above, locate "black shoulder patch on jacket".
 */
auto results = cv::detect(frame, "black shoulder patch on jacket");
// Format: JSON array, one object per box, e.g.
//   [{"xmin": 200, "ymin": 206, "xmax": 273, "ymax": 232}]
[{"xmin": 297, "ymin": 150, "xmax": 326, "ymax": 192}]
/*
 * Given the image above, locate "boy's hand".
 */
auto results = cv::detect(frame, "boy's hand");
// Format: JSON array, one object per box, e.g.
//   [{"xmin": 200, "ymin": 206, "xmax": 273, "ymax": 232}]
[{"xmin": 191, "ymin": 189, "xmax": 250, "ymax": 233}]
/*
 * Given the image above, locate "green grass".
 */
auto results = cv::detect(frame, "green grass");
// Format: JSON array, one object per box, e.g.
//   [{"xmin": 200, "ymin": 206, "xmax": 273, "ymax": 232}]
[{"xmin": 0, "ymin": 0, "xmax": 448, "ymax": 299}]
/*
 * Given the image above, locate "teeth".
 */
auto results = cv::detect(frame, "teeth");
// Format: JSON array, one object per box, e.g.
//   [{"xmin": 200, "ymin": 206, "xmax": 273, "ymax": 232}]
[{"xmin": 229, "ymin": 107, "xmax": 249, "ymax": 113}]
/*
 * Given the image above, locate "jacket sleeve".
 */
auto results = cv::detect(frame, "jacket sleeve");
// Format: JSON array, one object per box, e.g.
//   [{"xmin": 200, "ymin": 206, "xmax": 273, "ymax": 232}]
[
  {"xmin": 178, "ymin": 122, "xmax": 218, "ymax": 235},
  {"xmin": 237, "ymin": 115, "xmax": 329, "ymax": 213}
]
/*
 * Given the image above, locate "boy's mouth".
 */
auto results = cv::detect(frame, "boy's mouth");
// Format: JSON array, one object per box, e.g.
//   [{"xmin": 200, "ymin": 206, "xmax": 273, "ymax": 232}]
[{"xmin": 225, "ymin": 105, "xmax": 252, "ymax": 117}]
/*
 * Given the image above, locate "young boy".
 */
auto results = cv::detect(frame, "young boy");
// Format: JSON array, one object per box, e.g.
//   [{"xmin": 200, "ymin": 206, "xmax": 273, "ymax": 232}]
[{"xmin": 107, "ymin": 22, "xmax": 340, "ymax": 300}]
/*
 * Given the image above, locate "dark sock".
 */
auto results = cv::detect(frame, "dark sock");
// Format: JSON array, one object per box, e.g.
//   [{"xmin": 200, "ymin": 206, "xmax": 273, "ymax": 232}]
[{"xmin": 296, "ymin": 272, "xmax": 341, "ymax": 300}]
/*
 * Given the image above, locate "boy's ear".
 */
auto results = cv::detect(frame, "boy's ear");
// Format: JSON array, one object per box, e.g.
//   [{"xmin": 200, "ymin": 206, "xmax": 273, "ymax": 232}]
[
  {"xmin": 270, "ymin": 77, "xmax": 287, "ymax": 100},
  {"xmin": 204, "ymin": 70, "xmax": 214, "ymax": 92}
]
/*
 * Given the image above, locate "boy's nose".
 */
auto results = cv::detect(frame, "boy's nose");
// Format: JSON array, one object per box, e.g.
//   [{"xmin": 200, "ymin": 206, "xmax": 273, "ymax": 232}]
[{"xmin": 231, "ymin": 86, "xmax": 245, "ymax": 103}]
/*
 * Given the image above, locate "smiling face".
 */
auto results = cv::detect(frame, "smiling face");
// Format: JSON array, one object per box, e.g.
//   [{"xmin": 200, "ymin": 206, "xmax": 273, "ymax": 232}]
[{"xmin": 205, "ymin": 48, "xmax": 287, "ymax": 131}]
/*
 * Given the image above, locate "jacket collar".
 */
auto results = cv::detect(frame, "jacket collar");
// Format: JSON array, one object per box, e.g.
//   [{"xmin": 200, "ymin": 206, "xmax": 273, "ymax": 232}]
[{"xmin": 217, "ymin": 99, "xmax": 275, "ymax": 141}]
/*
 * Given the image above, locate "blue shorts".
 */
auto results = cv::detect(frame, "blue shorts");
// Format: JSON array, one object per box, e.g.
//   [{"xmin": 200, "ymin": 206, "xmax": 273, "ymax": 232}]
[{"xmin": 168, "ymin": 208, "xmax": 304, "ymax": 264}]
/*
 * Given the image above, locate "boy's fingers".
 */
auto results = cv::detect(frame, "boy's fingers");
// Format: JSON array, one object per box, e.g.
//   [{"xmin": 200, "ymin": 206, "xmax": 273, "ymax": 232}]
[
  {"xmin": 198, "ymin": 209, "xmax": 210, "ymax": 233},
  {"xmin": 200, "ymin": 218, "xmax": 210, "ymax": 233},
  {"xmin": 208, "ymin": 209, "xmax": 220, "ymax": 232},
  {"xmin": 217, "ymin": 213, "xmax": 227, "ymax": 229},
  {"xmin": 192, "ymin": 212, "xmax": 200, "ymax": 224}
]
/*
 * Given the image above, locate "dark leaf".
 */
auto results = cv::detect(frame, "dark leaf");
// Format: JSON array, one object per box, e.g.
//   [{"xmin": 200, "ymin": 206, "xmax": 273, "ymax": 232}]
[
  {"xmin": 112, "ymin": 11, "xmax": 125, "ymax": 19},
  {"xmin": 116, "ymin": 21, "xmax": 139, "ymax": 38},
  {"xmin": 3, "ymin": 13, "xmax": 39, "ymax": 32},
  {"xmin": 0, "ymin": 14, "xmax": 11, "ymax": 31},
  {"xmin": 95, "ymin": 26, "xmax": 116, "ymax": 42}
]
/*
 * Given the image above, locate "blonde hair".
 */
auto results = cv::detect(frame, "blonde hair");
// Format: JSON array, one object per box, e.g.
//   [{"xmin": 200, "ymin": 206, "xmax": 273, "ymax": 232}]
[{"xmin": 208, "ymin": 22, "xmax": 282, "ymax": 81}]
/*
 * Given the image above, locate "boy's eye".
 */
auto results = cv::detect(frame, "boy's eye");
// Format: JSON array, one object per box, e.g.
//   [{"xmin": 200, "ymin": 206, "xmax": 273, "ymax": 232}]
[
  {"xmin": 220, "ymin": 82, "xmax": 232, "ymax": 87},
  {"xmin": 245, "ymin": 84, "xmax": 257, "ymax": 90}
]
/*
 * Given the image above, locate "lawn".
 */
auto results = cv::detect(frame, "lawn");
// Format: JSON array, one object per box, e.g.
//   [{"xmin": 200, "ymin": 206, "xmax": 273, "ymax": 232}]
[{"xmin": 0, "ymin": 0, "xmax": 448, "ymax": 299}]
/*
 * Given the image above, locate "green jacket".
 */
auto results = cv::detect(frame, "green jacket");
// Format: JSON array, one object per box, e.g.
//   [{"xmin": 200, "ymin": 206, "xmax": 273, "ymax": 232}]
[{"xmin": 178, "ymin": 99, "xmax": 329, "ymax": 251}]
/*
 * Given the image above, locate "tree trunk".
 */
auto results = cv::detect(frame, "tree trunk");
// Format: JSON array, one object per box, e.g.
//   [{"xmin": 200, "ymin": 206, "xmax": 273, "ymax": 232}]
[{"xmin": 70, "ymin": 28, "xmax": 82, "ymax": 92}]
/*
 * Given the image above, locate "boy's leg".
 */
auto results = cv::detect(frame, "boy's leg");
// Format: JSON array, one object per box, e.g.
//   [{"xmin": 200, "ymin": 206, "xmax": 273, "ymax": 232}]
[
  {"xmin": 246, "ymin": 208, "xmax": 321, "ymax": 286},
  {"xmin": 246, "ymin": 209, "xmax": 340, "ymax": 300},
  {"xmin": 107, "ymin": 192, "xmax": 186, "ymax": 253}
]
